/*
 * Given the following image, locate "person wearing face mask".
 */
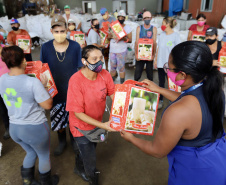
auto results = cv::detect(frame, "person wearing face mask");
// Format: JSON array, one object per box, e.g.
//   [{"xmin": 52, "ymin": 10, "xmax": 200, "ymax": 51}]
[
  {"xmin": 87, "ymin": 19, "xmax": 105, "ymax": 49},
  {"xmin": 7, "ymin": 19, "xmax": 32, "ymax": 62},
  {"xmin": 99, "ymin": 7, "xmax": 116, "ymax": 71},
  {"xmin": 205, "ymin": 27, "xmax": 224, "ymax": 66},
  {"xmin": 0, "ymin": 46, "xmax": 59, "ymax": 185},
  {"xmin": 109, "ymin": 10, "xmax": 132, "ymax": 84},
  {"xmin": 154, "ymin": 17, "xmax": 181, "ymax": 109},
  {"xmin": 67, "ymin": 19, "xmax": 86, "ymax": 48},
  {"xmin": 134, "ymin": 11, "xmax": 157, "ymax": 82},
  {"xmin": 187, "ymin": 13, "xmax": 210, "ymax": 41},
  {"xmin": 66, "ymin": 45, "xmax": 115, "ymax": 185},
  {"xmin": 121, "ymin": 41, "xmax": 226, "ymax": 185},
  {"xmin": 63, "ymin": 5, "xmax": 81, "ymax": 30},
  {"xmin": 40, "ymin": 15, "xmax": 83, "ymax": 156}
]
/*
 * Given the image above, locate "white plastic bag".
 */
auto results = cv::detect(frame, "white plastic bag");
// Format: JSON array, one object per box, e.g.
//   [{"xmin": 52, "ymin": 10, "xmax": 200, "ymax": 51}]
[{"xmin": 221, "ymin": 15, "xmax": 226, "ymax": 29}]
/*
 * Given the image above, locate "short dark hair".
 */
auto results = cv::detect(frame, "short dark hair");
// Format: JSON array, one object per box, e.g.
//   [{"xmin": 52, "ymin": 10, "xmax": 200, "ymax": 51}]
[
  {"xmin": 82, "ymin": 45, "xmax": 102, "ymax": 60},
  {"xmin": 51, "ymin": 23, "xmax": 67, "ymax": 29},
  {"xmin": 196, "ymin": 13, "xmax": 206, "ymax": 20},
  {"xmin": 1, "ymin": 46, "xmax": 25, "ymax": 69},
  {"xmin": 91, "ymin": 19, "xmax": 98, "ymax": 25}
]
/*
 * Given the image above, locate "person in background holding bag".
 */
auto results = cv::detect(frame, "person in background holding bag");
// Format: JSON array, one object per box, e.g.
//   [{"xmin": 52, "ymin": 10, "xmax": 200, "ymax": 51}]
[
  {"xmin": 87, "ymin": 19, "xmax": 105, "ymax": 49},
  {"xmin": 7, "ymin": 19, "xmax": 32, "ymax": 61},
  {"xmin": 0, "ymin": 44, "xmax": 10, "ymax": 140},
  {"xmin": 40, "ymin": 15, "xmax": 83, "ymax": 156},
  {"xmin": 0, "ymin": 46, "xmax": 59, "ymax": 185},
  {"xmin": 187, "ymin": 13, "xmax": 209, "ymax": 41},
  {"xmin": 109, "ymin": 10, "xmax": 132, "ymax": 84},
  {"xmin": 154, "ymin": 17, "xmax": 181, "ymax": 109},
  {"xmin": 99, "ymin": 7, "xmax": 116, "ymax": 71},
  {"xmin": 121, "ymin": 41, "xmax": 226, "ymax": 185},
  {"xmin": 134, "ymin": 11, "xmax": 157, "ymax": 82},
  {"xmin": 66, "ymin": 45, "xmax": 115, "ymax": 185},
  {"xmin": 205, "ymin": 27, "xmax": 224, "ymax": 66}
]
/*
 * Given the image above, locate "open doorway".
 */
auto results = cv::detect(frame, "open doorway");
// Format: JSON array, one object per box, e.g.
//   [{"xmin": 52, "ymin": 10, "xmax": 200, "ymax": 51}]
[
  {"xmin": 82, "ymin": 1, "xmax": 97, "ymax": 14},
  {"xmin": 120, "ymin": 1, "xmax": 128, "ymax": 14}
]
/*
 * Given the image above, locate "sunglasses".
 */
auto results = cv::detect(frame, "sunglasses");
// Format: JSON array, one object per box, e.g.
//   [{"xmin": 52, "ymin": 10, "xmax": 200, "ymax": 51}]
[{"xmin": 163, "ymin": 63, "xmax": 181, "ymax": 73}]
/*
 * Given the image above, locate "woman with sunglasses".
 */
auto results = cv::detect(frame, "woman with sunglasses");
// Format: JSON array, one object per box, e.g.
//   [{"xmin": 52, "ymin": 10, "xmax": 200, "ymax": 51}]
[
  {"xmin": 154, "ymin": 17, "xmax": 181, "ymax": 109},
  {"xmin": 121, "ymin": 41, "xmax": 226, "ymax": 185}
]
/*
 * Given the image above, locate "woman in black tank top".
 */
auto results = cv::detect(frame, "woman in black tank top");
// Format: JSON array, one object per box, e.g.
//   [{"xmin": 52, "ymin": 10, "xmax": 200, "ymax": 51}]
[
  {"xmin": 205, "ymin": 27, "xmax": 224, "ymax": 65},
  {"xmin": 120, "ymin": 41, "xmax": 226, "ymax": 185}
]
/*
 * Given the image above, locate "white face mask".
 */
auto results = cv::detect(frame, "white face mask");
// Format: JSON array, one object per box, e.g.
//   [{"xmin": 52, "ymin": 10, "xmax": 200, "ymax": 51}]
[{"xmin": 68, "ymin": 25, "xmax": 76, "ymax": 31}]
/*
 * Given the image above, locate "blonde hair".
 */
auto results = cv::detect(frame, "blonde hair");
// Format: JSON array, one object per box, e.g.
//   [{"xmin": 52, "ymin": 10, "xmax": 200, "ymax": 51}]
[{"xmin": 163, "ymin": 17, "xmax": 177, "ymax": 28}]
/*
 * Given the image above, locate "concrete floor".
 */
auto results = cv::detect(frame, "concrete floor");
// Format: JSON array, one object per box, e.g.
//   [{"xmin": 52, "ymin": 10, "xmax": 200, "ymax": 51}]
[{"xmin": 0, "ymin": 46, "xmax": 225, "ymax": 185}]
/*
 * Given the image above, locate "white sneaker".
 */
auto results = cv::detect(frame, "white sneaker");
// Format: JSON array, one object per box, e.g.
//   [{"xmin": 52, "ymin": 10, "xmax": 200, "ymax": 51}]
[
  {"xmin": 158, "ymin": 100, "xmax": 163, "ymax": 110},
  {"xmin": 31, "ymin": 46, "xmax": 35, "ymax": 50}
]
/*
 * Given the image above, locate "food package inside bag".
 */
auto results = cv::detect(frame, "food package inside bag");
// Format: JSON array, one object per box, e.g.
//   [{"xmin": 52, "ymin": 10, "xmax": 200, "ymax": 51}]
[
  {"xmin": 99, "ymin": 28, "xmax": 109, "ymax": 48},
  {"xmin": 218, "ymin": 47, "xmax": 226, "ymax": 74},
  {"xmin": 16, "ymin": 35, "xmax": 31, "ymax": 54},
  {"xmin": 70, "ymin": 31, "xmax": 85, "ymax": 46},
  {"xmin": 25, "ymin": 61, "xmax": 58, "ymax": 98},
  {"xmin": 168, "ymin": 76, "xmax": 181, "ymax": 92},
  {"xmin": 110, "ymin": 80, "xmax": 160, "ymax": 136},
  {"xmin": 110, "ymin": 20, "xmax": 127, "ymax": 40},
  {"xmin": 191, "ymin": 31, "xmax": 206, "ymax": 42},
  {"xmin": 137, "ymin": 38, "xmax": 153, "ymax": 61}
]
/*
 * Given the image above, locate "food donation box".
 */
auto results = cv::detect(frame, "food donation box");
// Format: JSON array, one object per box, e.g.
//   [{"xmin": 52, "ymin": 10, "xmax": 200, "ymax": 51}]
[
  {"xmin": 99, "ymin": 28, "xmax": 110, "ymax": 47},
  {"xmin": 168, "ymin": 76, "xmax": 181, "ymax": 92},
  {"xmin": 70, "ymin": 31, "xmax": 85, "ymax": 46},
  {"xmin": 191, "ymin": 31, "xmax": 206, "ymax": 42},
  {"xmin": 218, "ymin": 46, "xmax": 226, "ymax": 74},
  {"xmin": 16, "ymin": 35, "xmax": 31, "ymax": 54},
  {"xmin": 25, "ymin": 61, "xmax": 58, "ymax": 98},
  {"xmin": 110, "ymin": 20, "xmax": 127, "ymax": 40},
  {"xmin": 137, "ymin": 38, "xmax": 153, "ymax": 61},
  {"xmin": 110, "ymin": 80, "xmax": 160, "ymax": 135}
]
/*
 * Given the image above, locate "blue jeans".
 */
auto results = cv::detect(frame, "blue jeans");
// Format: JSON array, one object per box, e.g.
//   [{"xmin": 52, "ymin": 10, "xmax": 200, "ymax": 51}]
[
  {"xmin": 74, "ymin": 136, "xmax": 97, "ymax": 178},
  {"xmin": 9, "ymin": 122, "xmax": 51, "ymax": 173}
]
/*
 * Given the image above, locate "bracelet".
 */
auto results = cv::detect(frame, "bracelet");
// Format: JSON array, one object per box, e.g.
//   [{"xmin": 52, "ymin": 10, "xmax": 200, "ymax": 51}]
[{"xmin": 124, "ymin": 37, "xmax": 129, "ymax": 43}]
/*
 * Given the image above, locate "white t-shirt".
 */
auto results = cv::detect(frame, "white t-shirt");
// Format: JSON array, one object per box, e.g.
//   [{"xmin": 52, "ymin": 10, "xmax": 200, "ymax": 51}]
[
  {"xmin": 157, "ymin": 32, "xmax": 181, "ymax": 68},
  {"xmin": 63, "ymin": 14, "xmax": 81, "ymax": 29},
  {"xmin": 110, "ymin": 24, "xmax": 132, "ymax": 53},
  {"xmin": 87, "ymin": 29, "xmax": 101, "ymax": 46}
]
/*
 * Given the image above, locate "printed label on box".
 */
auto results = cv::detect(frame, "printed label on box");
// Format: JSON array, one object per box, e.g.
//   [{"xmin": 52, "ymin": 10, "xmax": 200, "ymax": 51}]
[
  {"xmin": 16, "ymin": 35, "xmax": 31, "ymax": 54},
  {"xmin": 137, "ymin": 39, "xmax": 153, "ymax": 61},
  {"xmin": 110, "ymin": 20, "xmax": 127, "ymax": 40},
  {"xmin": 110, "ymin": 80, "xmax": 160, "ymax": 136},
  {"xmin": 191, "ymin": 31, "xmax": 206, "ymax": 42},
  {"xmin": 70, "ymin": 31, "xmax": 85, "ymax": 46}
]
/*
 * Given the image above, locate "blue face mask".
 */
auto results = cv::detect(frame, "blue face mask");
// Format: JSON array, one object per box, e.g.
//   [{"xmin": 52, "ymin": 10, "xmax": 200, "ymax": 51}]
[{"xmin": 86, "ymin": 60, "xmax": 104, "ymax": 73}]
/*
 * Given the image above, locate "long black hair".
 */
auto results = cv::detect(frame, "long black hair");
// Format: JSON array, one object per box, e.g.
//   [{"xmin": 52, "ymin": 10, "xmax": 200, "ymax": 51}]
[{"xmin": 171, "ymin": 41, "xmax": 224, "ymax": 140}]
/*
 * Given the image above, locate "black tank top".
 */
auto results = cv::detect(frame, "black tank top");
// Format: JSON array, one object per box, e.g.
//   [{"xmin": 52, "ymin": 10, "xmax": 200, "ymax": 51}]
[
  {"xmin": 212, "ymin": 41, "xmax": 222, "ymax": 60},
  {"xmin": 162, "ymin": 85, "xmax": 224, "ymax": 147}
]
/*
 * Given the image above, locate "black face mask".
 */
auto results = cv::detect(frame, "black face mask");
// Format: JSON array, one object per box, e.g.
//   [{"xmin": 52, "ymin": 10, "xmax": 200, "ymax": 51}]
[
  {"xmin": 206, "ymin": 38, "xmax": 217, "ymax": 45},
  {"xmin": 94, "ymin": 24, "xmax": 100, "ymax": 30},
  {"xmin": 12, "ymin": 26, "xmax": 19, "ymax": 31},
  {"xmin": 119, "ymin": 19, "xmax": 125, "ymax": 25}
]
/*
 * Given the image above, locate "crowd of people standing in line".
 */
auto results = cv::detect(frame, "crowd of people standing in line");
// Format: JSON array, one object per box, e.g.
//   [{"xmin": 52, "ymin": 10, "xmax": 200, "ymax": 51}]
[{"xmin": 0, "ymin": 5, "xmax": 226, "ymax": 185}]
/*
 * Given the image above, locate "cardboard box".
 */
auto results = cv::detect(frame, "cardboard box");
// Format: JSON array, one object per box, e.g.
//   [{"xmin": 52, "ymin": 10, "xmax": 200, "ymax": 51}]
[
  {"xmin": 110, "ymin": 20, "xmax": 127, "ymax": 40},
  {"xmin": 191, "ymin": 31, "xmax": 206, "ymax": 42},
  {"xmin": 99, "ymin": 28, "xmax": 109, "ymax": 47},
  {"xmin": 70, "ymin": 31, "xmax": 85, "ymax": 46},
  {"xmin": 168, "ymin": 76, "xmax": 181, "ymax": 92},
  {"xmin": 25, "ymin": 61, "xmax": 58, "ymax": 98},
  {"xmin": 110, "ymin": 80, "xmax": 160, "ymax": 135},
  {"xmin": 137, "ymin": 38, "xmax": 153, "ymax": 61},
  {"xmin": 16, "ymin": 35, "xmax": 31, "ymax": 54},
  {"xmin": 218, "ymin": 47, "xmax": 226, "ymax": 74}
]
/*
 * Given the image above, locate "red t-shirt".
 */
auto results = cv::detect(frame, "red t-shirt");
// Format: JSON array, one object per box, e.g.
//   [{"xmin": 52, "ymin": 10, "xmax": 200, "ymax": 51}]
[
  {"xmin": 7, "ymin": 29, "xmax": 30, "ymax": 45},
  {"xmin": 188, "ymin": 24, "xmax": 210, "ymax": 32},
  {"xmin": 66, "ymin": 69, "xmax": 115, "ymax": 137}
]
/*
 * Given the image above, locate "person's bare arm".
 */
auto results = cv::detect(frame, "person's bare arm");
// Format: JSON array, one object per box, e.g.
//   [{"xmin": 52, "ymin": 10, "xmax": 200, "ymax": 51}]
[
  {"xmin": 187, "ymin": 30, "xmax": 192, "ymax": 41},
  {"xmin": 152, "ymin": 27, "xmax": 157, "ymax": 60},
  {"xmin": 77, "ymin": 22, "xmax": 82, "ymax": 30},
  {"xmin": 134, "ymin": 26, "xmax": 140, "ymax": 61},
  {"xmin": 141, "ymin": 79, "xmax": 181, "ymax": 102},
  {"xmin": 154, "ymin": 48, "xmax": 158, "ymax": 69},
  {"xmin": 121, "ymin": 101, "xmax": 190, "ymax": 158},
  {"xmin": 110, "ymin": 94, "xmax": 114, "ymax": 100},
  {"xmin": 39, "ymin": 98, "xmax": 53, "ymax": 110},
  {"xmin": 74, "ymin": 112, "xmax": 115, "ymax": 131}
]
